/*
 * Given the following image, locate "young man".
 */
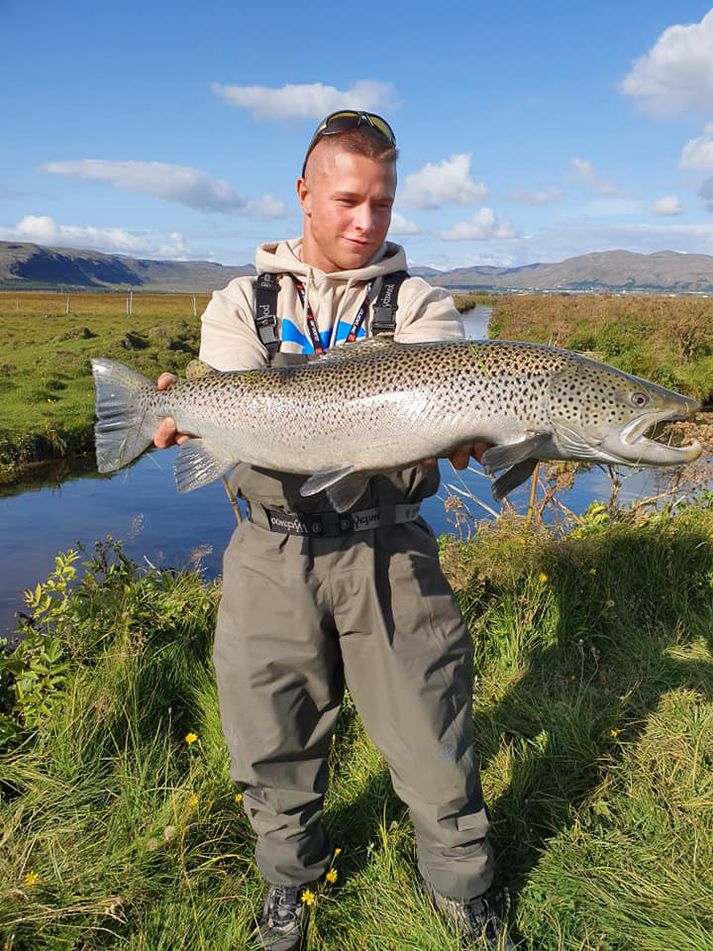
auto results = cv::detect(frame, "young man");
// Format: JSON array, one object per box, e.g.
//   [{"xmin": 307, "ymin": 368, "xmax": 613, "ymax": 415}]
[{"xmin": 154, "ymin": 111, "xmax": 512, "ymax": 950}]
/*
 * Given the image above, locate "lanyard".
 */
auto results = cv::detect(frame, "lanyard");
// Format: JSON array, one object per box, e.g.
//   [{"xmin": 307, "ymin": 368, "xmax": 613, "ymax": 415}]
[{"xmin": 290, "ymin": 276, "xmax": 372, "ymax": 354}]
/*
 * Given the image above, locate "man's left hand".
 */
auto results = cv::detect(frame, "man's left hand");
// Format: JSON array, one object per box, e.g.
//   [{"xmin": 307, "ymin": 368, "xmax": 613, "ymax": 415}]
[{"xmin": 420, "ymin": 441, "xmax": 492, "ymax": 471}]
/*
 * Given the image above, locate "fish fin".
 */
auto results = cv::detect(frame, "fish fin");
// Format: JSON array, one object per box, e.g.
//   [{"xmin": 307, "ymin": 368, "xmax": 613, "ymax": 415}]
[
  {"xmin": 91, "ymin": 358, "xmax": 156, "ymax": 473},
  {"xmin": 481, "ymin": 433, "xmax": 550, "ymax": 475},
  {"xmin": 326, "ymin": 474, "xmax": 371, "ymax": 512},
  {"xmin": 312, "ymin": 336, "xmax": 399, "ymax": 364},
  {"xmin": 491, "ymin": 459, "xmax": 539, "ymax": 502},
  {"xmin": 174, "ymin": 439, "xmax": 234, "ymax": 493},
  {"xmin": 300, "ymin": 466, "xmax": 371, "ymax": 513},
  {"xmin": 300, "ymin": 465, "xmax": 358, "ymax": 497},
  {"xmin": 185, "ymin": 358, "xmax": 221, "ymax": 380}
]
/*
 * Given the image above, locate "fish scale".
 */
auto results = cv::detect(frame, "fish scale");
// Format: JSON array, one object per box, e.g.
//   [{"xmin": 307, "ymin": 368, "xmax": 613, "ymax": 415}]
[{"xmin": 91, "ymin": 337, "xmax": 702, "ymax": 511}]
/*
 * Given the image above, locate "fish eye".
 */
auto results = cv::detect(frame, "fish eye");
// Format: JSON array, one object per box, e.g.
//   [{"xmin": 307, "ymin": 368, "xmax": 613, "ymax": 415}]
[{"xmin": 630, "ymin": 391, "xmax": 650, "ymax": 408}]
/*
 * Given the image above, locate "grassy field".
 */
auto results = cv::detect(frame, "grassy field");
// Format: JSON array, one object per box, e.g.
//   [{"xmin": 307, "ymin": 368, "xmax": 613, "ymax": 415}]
[
  {"xmin": 1, "ymin": 291, "xmax": 712, "ymax": 482},
  {"xmin": 1, "ymin": 502, "xmax": 712, "ymax": 950},
  {"xmin": 489, "ymin": 295, "xmax": 713, "ymax": 405},
  {"xmin": 0, "ymin": 293, "xmax": 208, "ymax": 477}
]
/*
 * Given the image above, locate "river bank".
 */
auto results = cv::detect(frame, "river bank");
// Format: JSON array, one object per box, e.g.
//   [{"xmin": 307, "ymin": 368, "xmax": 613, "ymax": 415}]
[{"xmin": 2, "ymin": 503, "xmax": 711, "ymax": 948}]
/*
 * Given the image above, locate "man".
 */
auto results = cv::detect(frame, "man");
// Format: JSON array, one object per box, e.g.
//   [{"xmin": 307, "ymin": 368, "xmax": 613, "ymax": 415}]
[{"xmin": 154, "ymin": 111, "xmax": 512, "ymax": 950}]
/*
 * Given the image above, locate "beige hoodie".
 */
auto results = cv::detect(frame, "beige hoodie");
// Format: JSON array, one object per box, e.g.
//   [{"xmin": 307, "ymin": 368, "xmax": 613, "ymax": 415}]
[
  {"xmin": 198, "ymin": 237, "xmax": 465, "ymax": 512},
  {"xmin": 199, "ymin": 238, "xmax": 464, "ymax": 370}
]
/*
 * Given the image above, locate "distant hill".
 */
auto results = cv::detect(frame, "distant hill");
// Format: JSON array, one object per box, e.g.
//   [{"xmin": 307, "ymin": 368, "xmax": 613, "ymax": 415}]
[
  {"xmin": 2, "ymin": 241, "xmax": 713, "ymax": 294},
  {"xmin": 410, "ymin": 250, "xmax": 713, "ymax": 294},
  {"xmin": 0, "ymin": 241, "xmax": 254, "ymax": 292}
]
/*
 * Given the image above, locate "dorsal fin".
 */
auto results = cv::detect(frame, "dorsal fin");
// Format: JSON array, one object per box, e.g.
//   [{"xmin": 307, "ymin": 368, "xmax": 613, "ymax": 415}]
[{"xmin": 185, "ymin": 358, "xmax": 221, "ymax": 380}]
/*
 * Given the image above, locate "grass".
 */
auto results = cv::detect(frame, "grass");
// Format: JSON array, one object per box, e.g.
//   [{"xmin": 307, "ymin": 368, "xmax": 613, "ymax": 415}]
[
  {"xmin": 0, "ymin": 293, "xmax": 208, "ymax": 477},
  {"xmin": 489, "ymin": 294, "xmax": 713, "ymax": 405},
  {"xmin": 1, "ymin": 290, "xmax": 711, "ymax": 481},
  {"xmin": 1, "ymin": 502, "xmax": 712, "ymax": 950}
]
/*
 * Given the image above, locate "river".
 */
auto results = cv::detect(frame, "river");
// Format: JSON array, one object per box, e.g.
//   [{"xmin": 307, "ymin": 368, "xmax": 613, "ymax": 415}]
[{"xmin": 0, "ymin": 307, "xmax": 707, "ymax": 638}]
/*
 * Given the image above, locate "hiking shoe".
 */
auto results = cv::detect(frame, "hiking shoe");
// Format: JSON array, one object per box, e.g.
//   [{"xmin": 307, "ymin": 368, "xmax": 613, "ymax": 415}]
[
  {"xmin": 422, "ymin": 878, "xmax": 515, "ymax": 950},
  {"xmin": 254, "ymin": 884, "xmax": 307, "ymax": 951}
]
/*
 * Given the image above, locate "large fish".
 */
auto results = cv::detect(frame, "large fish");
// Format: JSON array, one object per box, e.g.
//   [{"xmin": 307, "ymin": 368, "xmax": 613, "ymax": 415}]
[{"xmin": 91, "ymin": 337, "xmax": 702, "ymax": 511}]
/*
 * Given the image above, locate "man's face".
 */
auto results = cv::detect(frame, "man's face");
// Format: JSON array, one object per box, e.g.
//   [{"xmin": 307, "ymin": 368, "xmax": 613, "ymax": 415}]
[{"xmin": 298, "ymin": 144, "xmax": 396, "ymax": 272}]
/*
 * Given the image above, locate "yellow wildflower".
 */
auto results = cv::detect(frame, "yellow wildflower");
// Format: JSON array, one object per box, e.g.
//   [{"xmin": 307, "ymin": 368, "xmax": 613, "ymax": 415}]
[
  {"xmin": 301, "ymin": 889, "xmax": 316, "ymax": 906},
  {"xmin": 234, "ymin": 792, "xmax": 243, "ymax": 804},
  {"xmin": 610, "ymin": 728, "xmax": 621, "ymax": 738},
  {"xmin": 187, "ymin": 793, "xmax": 199, "ymax": 808},
  {"xmin": 589, "ymin": 567, "xmax": 597, "ymax": 575},
  {"xmin": 24, "ymin": 872, "xmax": 39, "ymax": 887},
  {"xmin": 326, "ymin": 868, "xmax": 338, "ymax": 884},
  {"xmin": 538, "ymin": 572, "xmax": 548, "ymax": 583},
  {"xmin": 184, "ymin": 732, "xmax": 198, "ymax": 745},
  {"xmin": 334, "ymin": 847, "xmax": 342, "ymax": 856}
]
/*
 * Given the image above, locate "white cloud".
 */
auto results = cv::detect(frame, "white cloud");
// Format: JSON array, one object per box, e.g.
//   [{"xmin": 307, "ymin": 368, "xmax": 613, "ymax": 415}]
[
  {"xmin": 211, "ymin": 80, "xmax": 398, "ymax": 121},
  {"xmin": 401, "ymin": 154, "xmax": 487, "ymax": 209},
  {"xmin": 507, "ymin": 186, "xmax": 562, "ymax": 205},
  {"xmin": 389, "ymin": 211, "xmax": 420, "ymax": 235},
  {"xmin": 1, "ymin": 215, "xmax": 191, "ymax": 258},
  {"xmin": 650, "ymin": 195, "xmax": 682, "ymax": 216},
  {"xmin": 680, "ymin": 123, "xmax": 713, "ymax": 170},
  {"xmin": 620, "ymin": 10, "xmax": 713, "ymax": 117},
  {"xmin": 243, "ymin": 193, "xmax": 289, "ymax": 217},
  {"xmin": 439, "ymin": 207, "xmax": 518, "ymax": 241},
  {"xmin": 41, "ymin": 159, "xmax": 287, "ymax": 217},
  {"xmin": 568, "ymin": 158, "xmax": 623, "ymax": 196}
]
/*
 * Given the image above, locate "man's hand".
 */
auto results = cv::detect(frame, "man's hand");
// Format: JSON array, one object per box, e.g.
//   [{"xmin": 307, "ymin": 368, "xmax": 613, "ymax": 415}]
[
  {"xmin": 152, "ymin": 373, "xmax": 191, "ymax": 448},
  {"xmin": 421, "ymin": 441, "xmax": 492, "ymax": 471}
]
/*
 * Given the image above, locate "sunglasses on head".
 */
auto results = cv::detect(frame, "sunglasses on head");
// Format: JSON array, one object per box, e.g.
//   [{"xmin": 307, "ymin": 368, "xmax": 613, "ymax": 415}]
[{"xmin": 301, "ymin": 111, "xmax": 396, "ymax": 176}]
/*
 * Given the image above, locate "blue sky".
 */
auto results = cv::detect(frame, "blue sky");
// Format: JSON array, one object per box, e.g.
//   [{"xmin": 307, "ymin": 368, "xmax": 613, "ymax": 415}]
[{"xmin": 3, "ymin": 0, "xmax": 713, "ymax": 270}]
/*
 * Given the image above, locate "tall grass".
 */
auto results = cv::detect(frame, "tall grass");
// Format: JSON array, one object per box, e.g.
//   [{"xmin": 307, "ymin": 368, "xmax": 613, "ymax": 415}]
[
  {"xmin": 489, "ymin": 295, "xmax": 713, "ymax": 404},
  {"xmin": 1, "ymin": 503, "xmax": 712, "ymax": 950}
]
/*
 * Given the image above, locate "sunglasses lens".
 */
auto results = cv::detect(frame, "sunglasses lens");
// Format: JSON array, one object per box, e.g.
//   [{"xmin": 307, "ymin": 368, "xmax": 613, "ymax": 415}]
[{"xmin": 323, "ymin": 111, "xmax": 395, "ymax": 144}]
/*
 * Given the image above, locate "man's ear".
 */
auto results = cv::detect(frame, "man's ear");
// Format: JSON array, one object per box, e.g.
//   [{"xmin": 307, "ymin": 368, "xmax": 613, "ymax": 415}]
[{"xmin": 297, "ymin": 177, "xmax": 311, "ymax": 216}]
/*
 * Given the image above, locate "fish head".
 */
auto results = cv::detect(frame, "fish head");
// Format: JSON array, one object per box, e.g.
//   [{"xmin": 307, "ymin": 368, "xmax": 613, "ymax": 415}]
[{"xmin": 548, "ymin": 356, "xmax": 702, "ymax": 466}]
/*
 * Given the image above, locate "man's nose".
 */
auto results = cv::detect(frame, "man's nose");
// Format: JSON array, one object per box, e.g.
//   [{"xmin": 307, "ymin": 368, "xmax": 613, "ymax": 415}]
[{"xmin": 353, "ymin": 204, "xmax": 374, "ymax": 233}]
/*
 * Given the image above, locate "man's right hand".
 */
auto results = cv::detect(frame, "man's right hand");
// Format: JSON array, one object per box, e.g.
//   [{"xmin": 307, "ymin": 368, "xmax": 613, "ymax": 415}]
[{"xmin": 153, "ymin": 373, "xmax": 191, "ymax": 448}]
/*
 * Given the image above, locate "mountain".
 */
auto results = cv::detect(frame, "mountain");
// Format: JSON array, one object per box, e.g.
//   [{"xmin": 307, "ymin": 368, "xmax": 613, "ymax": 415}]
[
  {"xmin": 2, "ymin": 241, "xmax": 713, "ymax": 294},
  {"xmin": 0, "ymin": 241, "xmax": 254, "ymax": 292},
  {"xmin": 411, "ymin": 250, "xmax": 713, "ymax": 293}
]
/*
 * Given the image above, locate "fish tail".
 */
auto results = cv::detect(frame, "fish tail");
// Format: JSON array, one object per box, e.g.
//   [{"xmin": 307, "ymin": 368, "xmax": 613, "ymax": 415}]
[{"xmin": 91, "ymin": 358, "xmax": 157, "ymax": 473}]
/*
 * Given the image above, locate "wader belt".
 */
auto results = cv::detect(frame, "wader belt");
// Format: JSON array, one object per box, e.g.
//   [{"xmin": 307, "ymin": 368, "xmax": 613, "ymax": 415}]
[{"xmin": 247, "ymin": 501, "xmax": 421, "ymax": 537}]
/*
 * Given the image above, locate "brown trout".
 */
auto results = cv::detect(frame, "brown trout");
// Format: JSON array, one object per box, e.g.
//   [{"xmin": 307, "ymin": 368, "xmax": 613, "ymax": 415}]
[{"xmin": 91, "ymin": 337, "xmax": 702, "ymax": 511}]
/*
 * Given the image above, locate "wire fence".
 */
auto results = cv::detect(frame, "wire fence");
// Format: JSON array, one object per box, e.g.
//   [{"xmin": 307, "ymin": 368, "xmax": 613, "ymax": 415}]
[{"xmin": 0, "ymin": 291, "xmax": 212, "ymax": 320}]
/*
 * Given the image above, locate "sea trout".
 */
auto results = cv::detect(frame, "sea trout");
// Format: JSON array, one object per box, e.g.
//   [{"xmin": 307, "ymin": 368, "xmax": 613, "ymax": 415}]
[{"xmin": 91, "ymin": 337, "xmax": 702, "ymax": 511}]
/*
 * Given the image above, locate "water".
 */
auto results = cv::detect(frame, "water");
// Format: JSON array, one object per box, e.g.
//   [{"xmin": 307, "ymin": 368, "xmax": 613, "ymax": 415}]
[{"xmin": 1, "ymin": 307, "xmax": 707, "ymax": 637}]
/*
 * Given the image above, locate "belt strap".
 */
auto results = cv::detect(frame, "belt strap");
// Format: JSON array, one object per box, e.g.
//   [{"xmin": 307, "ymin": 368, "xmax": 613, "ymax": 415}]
[{"xmin": 248, "ymin": 502, "xmax": 421, "ymax": 537}]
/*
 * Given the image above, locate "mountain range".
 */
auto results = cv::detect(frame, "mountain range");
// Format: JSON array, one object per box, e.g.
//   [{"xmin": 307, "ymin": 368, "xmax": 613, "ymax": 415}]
[{"xmin": 2, "ymin": 241, "xmax": 713, "ymax": 294}]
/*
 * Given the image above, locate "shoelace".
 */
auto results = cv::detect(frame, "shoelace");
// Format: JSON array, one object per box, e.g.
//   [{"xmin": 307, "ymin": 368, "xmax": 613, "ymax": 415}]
[{"xmin": 264, "ymin": 885, "xmax": 302, "ymax": 929}]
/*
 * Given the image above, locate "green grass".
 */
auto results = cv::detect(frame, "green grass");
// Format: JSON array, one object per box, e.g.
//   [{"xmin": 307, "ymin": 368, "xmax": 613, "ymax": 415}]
[
  {"xmin": 1, "ymin": 504, "xmax": 712, "ymax": 950},
  {"xmin": 0, "ymin": 293, "xmax": 208, "ymax": 477}
]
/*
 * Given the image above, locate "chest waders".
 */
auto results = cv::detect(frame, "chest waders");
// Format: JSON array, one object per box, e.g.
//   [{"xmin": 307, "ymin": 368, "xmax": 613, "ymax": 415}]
[{"xmin": 211, "ymin": 270, "xmax": 494, "ymax": 899}]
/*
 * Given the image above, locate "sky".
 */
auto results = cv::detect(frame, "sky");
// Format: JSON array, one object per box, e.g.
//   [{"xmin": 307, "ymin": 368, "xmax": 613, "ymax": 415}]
[{"xmin": 4, "ymin": 0, "xmax": 713, "ymax": 271}]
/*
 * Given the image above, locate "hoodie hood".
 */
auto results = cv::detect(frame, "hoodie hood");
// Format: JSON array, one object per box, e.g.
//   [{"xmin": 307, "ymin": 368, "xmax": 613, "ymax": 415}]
[{"xmin": 255, "ymin": 237, "xmax": 408, "ymax": 285}]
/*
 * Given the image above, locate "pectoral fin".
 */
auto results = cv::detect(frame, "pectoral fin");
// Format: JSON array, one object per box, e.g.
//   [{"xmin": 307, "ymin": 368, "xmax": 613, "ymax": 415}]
[
  {"xmin": 300, "ymin": 466, "xmax": 371, "ymax": 513},
  {"xmin": 481, "ymin": 433, "xmax": 550, "ymax": 475},
  {"xmin": 491, "ymin": 459, "xmax": 539, "ymax": 501},
  {"xmin": 174, "ymin": 439, "xmax": 234, "ymax": 492}
]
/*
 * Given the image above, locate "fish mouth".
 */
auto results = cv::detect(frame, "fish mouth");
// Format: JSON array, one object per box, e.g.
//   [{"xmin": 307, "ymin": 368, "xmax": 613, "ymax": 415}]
[{"xmin": 617, "ymin": 404, "xmax": 703, "ymax": 465}]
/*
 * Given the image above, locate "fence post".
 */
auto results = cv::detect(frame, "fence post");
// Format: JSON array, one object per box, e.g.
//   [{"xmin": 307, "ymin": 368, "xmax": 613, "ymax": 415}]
[
  {"xmin": 192, "ymin": 295, "xmax": 197, "ymax": 317},
  {"xmin": 66, "ymin": 293, "xmax": 71, "ymax": 315}
]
